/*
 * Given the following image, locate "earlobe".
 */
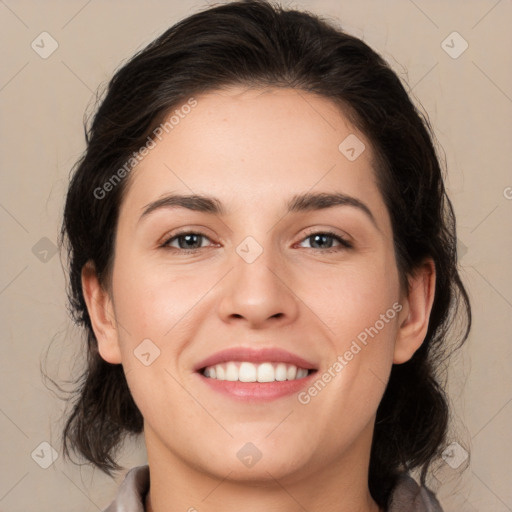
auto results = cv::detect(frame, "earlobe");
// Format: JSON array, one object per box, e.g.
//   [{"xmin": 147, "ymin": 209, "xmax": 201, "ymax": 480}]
[
  {"xmin": 81, "ymin": 261, "xmax": 122, "ymax": 364},
  {"xmin": 393, "ymin": 259, "xmax": 436, "ymax": 364}
]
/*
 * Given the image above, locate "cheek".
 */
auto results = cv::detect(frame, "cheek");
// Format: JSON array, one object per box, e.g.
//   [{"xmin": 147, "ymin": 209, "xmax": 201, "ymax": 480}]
[
  {"xmin": 112, "ymin": 257, "xmax": 196, "ymax": 340},
  {"xmin": 307, "ymin": 256, "xmax": 399, "ymax": 335},
  {"xmin": 306, "ymin": 252, "xmax": 400, "ymax": 394},
  {"xmin": 111, "ymin": 267, "xmax": 197, "ymax": 421}
]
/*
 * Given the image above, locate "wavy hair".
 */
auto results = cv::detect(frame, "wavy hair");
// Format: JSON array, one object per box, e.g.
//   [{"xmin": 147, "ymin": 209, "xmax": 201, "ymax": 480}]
[{"xmin": 56, "ymin": 0, "xmax": 471, "ymax": 507}]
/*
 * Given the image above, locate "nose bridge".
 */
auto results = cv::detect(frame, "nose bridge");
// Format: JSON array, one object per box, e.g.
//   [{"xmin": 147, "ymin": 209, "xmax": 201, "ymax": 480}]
[
  {"xmin": 217, "ymin": 232, "xmax": 299, "ymax": 325},
  {"xmin": 235, "ymin": 234, "xmax": 281, "ymax": 290}
]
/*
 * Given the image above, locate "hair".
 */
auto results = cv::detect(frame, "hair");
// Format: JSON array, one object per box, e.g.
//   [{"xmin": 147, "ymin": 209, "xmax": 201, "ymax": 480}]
[{"xmin": 57, "ymin": 0, "xmax": 471, "ymax": 507}]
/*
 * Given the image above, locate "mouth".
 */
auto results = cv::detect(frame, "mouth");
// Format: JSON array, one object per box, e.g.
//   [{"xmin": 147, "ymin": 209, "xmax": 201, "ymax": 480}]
[{"xmin": 193, "ymin": 346, "xmax": 319, "ymax": 401}]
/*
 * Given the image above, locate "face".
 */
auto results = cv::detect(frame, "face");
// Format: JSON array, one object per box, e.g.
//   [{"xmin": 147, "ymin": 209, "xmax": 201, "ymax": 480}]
[{"xmin": 84, "ymin": 86, "xmax": 434, "ymax": 485}]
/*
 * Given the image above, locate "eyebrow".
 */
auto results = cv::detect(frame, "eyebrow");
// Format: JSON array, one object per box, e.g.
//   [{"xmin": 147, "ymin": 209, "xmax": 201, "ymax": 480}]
[{"xmin": 139, "ymin": 191, "xmax": 378, "ymax": 228}]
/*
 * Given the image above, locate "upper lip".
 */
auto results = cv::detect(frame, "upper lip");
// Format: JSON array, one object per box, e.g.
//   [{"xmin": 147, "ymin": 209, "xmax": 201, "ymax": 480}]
[{"xmin": 193, "ymin": 347, "xmax": 317, "ymax": 372}]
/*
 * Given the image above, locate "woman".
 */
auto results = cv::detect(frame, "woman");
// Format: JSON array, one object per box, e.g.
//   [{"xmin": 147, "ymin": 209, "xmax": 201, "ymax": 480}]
[{"xmin": 59, "ymin": 1, "xmax": 471, "ymax": 511}]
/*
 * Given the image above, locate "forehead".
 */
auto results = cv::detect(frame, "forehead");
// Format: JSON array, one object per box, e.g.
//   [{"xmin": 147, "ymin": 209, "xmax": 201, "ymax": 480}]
[{"xmin": 119, "ymin": 86, "xmax": 386, "ymax": 222}]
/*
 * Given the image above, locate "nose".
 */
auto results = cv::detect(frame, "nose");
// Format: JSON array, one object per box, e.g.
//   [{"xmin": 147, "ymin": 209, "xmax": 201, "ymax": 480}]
[{"xmin": 216, "ymin": 241, "xmax": 300, "ymax": 328}]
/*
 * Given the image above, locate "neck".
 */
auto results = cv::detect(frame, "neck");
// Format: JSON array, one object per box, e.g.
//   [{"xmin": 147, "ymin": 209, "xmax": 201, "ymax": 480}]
[{"xmin": 143, "ymin": 423, "xmax": 382, "ymax": 512}]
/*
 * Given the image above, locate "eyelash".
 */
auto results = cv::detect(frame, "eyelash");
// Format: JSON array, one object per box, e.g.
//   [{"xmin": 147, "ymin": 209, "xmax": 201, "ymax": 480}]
[{"xmin": 160, "ymin": 229, "xmax": 353, "ymax": 254}]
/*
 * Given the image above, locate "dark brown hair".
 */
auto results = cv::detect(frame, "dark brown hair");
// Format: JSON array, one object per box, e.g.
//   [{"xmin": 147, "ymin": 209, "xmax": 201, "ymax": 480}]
[{"xmin": 56, "ymin": 0, "xmax": 471, "ymax": 507}]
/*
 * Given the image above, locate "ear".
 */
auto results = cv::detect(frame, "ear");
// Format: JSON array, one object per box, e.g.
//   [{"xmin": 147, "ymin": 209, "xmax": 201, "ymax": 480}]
[
  {"xmin": 393, "ymin": 258, "xmax": 436, "ymax": 364},
  {"xmin": 81, "ymin": 261, "xmax": 122, "ymax": 364}
]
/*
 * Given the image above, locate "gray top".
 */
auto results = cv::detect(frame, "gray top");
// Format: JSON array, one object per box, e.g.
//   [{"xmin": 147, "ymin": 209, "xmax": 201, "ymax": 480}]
[{"xmin": 102, "ymin": 465, "xmax": 444, "ymax": 512}]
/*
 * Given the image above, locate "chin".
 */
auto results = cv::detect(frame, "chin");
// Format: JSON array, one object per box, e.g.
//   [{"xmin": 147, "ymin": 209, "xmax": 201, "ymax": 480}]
[{"xmin": 199, "ymin": 441, "xmax": 314, "ymax": 484}]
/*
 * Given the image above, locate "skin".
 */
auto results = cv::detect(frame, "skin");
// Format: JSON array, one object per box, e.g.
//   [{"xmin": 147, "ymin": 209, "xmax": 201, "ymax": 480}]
[{"xmin": 82, "ymin": 86, "xmax": 435, "ymax": 512}]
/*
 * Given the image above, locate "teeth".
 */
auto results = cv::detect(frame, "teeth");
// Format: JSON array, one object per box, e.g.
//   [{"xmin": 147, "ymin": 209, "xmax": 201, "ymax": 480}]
[
  {"xmin": 257, "ymin": 362, "xmax": 274, "ymax": 382},
  {"xmin": 238, "ymin": 362, "xmax": 256, "ymax": 382},
  {"xmin": 287, "ymin": 365, "xmax": 297, "ymax": 380},
  {"xmin": 202, "ymin": 362, "xmax": 311, "ymax": 382},
  {"xmin": 225, "ymin": 362, "xmax": 238, "ymax": 381},
  {"xmin": 275, "ymin": 363, "xmax": 287, "ymax": 381},
  {"xmin": 296, "ymin": 367, "xmax": 308, "ymax": 379}
]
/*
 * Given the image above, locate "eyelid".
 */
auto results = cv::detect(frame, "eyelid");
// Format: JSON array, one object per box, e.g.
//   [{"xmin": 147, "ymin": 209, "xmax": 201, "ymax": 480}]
[
  {"xmin": 158, "ymin": 226, "xmax": 217, "ymax": 246},
  {"xmin": 160, "ymin": 230, "xmax": 216, "ymax": 251},
  {"xmin": 301, "ymin": 226, "xmax": 352, "ymax": 242}
]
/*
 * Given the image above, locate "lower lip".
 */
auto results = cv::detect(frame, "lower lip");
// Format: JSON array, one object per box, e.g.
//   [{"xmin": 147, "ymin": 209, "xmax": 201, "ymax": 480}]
[{"xmin": 196, "ymin": 371, "xmax": 317, "ymax": 402}]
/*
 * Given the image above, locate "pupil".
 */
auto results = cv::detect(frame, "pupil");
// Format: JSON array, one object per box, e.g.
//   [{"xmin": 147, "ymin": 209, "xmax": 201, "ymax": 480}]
[
  {"xmin": 182, "ymin": 234, "xmax": 200, "ymax": 249},
  {"xmin": 312, "ymin": 234, "xmax": 331, "ymax": 248}
]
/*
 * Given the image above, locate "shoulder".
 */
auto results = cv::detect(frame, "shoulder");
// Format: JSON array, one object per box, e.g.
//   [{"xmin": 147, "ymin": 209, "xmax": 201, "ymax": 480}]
[
  {"xmin": 102, "ymin": 465, "xmax": 150, "ymax": 512},
  {"xmin": 388, "ymin": 473, "xmax": 444, "ymax": 512}
]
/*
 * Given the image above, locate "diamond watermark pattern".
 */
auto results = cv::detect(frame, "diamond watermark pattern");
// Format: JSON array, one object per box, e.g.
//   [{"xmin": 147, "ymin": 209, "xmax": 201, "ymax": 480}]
[
  {"xmin": 134, "ymin": 338, "xmax": 161, "ymax": 366},
  {"xmin": 338, "ymin": 134, "xmax": 366, "ymax": 162},
  {"xmin": 31, "ymin": 441, "xmax": 58, "ymax": 469},
  {"xmin": 442, "ymin": 441, "xmax": 469, "ymax": 469},
  {"xmin": 441, "ymin": 32, "xmax": 468, "ymax": 59},
  {"xmin": 31, "ymin": 32, "xmax": 59, "ymax": 59},
  {"xmin": 236, "ymin": 236, "xmax": 263, "ymax": 264},
  {"xmin": 236, "ymin": 442, "xmax": 263, "ymax": 468},
  {"xmin": 457, "ymin": 238, "xmax": 468, "ymax": 261},
  {"xmin": 32, "ymin": 237, "xmax": 58, "ymax": 263}
]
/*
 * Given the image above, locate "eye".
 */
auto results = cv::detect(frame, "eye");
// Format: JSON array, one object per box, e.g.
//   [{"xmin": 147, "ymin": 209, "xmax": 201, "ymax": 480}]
[
  {"xmin": 297, "ymin": 230, "xmax": 352, "ymax": 252},
  {"xmin": 160, "ymin": 229, "xmax": 352, "ymax": 254},
  {"xmin": 161, "ymin": 231, "xmax": 214, "ymax": 252}
]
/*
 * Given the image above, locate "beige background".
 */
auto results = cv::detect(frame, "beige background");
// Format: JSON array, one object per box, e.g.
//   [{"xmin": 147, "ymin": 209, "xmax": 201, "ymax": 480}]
[{"xmin": 1, "ymin": 0, "xmax": 511, "ymax": 510}]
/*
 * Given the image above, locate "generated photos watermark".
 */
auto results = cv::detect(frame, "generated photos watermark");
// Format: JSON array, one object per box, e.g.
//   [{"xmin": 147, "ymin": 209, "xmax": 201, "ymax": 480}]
[
  {"xmin": 297, "ymin": 301, "xmax": 403, "ymax": 405},
  {"xmin": 93, "ymin": 97, "xmax": 198, "ymax": 200}
]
